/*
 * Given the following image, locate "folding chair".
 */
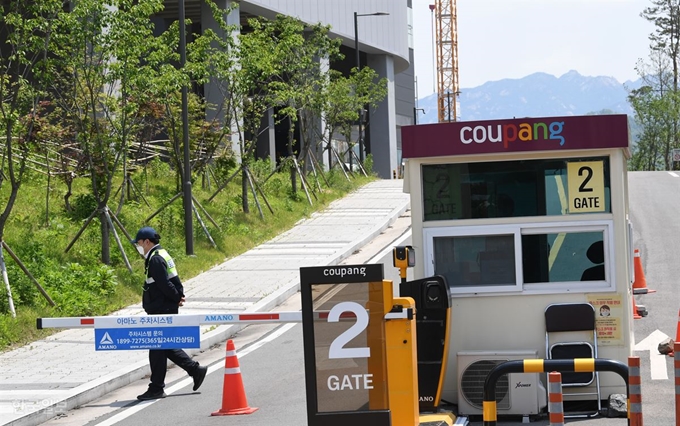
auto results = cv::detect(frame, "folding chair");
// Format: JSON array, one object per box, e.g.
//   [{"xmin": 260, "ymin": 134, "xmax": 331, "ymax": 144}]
[{"xmin": 544, "ymin": 303, "xmax": 601, "ymax": 418}]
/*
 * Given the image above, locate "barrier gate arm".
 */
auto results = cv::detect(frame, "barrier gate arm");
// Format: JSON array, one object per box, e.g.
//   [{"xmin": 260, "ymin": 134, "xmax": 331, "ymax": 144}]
[
  {"xmin": 37, "ymin": 309, "xmax": 387, "ymax": 330},
  {"xmin": 38, "ymin": 312, "xmax": 305, "ymax": 329}
]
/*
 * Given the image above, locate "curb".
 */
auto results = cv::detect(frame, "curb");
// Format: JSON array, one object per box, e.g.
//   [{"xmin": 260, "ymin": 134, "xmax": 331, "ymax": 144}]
[{"xmin": 6, "ymin": 197, "xmax": 410, "ymax": 426}]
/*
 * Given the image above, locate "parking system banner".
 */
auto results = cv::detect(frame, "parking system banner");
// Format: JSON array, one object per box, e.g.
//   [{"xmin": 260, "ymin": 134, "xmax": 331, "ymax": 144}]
[{"xmin": 93, "ymin": 315, "xmax": 200, "ymax": 350}]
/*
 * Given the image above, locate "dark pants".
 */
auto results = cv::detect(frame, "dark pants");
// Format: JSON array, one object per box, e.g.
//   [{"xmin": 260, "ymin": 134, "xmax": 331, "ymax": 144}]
[{"xmin": 148, "ymin": 349, "xmax": 199, "ymax": 391}]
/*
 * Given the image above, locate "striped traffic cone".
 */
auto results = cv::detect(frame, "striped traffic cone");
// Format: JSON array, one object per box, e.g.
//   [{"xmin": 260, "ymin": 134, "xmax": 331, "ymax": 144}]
[
  {"xmin": 211, "ymin": 340, "xmax": 258, "ymax": 416},
  {"xmin": 632, "ymin": 249, "xmax": 656, "ymax": 295},
  {"xmin": 632, "ymin": 296, "xmax": 642, "ymax": 320},
  {"xmin": 669, "ymin": 310, "xmax": 680, "ymax": 357}
]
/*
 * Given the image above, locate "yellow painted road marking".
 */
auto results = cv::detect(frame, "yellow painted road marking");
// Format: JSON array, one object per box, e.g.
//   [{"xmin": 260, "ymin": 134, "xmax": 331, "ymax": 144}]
[{"xmin": 548, "ymin": 176, "xmax": 568, "ymax": 270}]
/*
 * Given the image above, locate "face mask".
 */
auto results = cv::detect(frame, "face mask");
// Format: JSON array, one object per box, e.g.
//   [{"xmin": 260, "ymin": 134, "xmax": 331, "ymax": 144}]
[{"xmin": 136, "ymin": 245, "xmax": 145, "ymax": 256}]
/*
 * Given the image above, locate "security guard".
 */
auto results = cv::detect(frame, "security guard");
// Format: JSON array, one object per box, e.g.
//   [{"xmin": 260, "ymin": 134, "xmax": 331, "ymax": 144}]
[{"xmin": 132, "ymin": 226, "xmax": 207, "ymax": 401}]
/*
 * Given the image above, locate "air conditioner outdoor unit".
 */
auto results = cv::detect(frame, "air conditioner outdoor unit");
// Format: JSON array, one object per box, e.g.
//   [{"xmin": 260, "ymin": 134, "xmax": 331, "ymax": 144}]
[{"xmin": 457, "ymin": 350, "xmax": 547, "ymax": 417}]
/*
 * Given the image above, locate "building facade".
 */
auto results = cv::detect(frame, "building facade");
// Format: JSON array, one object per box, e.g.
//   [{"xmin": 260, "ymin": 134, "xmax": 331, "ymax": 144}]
[{"xmin": 154, "ymin": 0, "xmax": 415, "ymax": 179}]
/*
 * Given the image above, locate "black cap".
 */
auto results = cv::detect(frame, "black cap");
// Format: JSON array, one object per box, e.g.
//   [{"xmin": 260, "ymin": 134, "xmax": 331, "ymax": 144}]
[{"xmin": 132, "ymin": 226, "xmax": 159, "ymax": 244}]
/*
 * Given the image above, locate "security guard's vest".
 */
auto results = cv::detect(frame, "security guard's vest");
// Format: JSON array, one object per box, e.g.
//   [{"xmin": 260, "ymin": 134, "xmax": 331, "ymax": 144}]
[{"xmin": 145, "ymin": 248, "xmax": 178, "ymax": 285}]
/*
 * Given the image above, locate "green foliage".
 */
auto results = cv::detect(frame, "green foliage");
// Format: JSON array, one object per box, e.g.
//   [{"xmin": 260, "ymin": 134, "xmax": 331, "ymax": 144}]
[
  {"xmin": 0, "ymin": 307, "xmax": 55, "ymax": 348},
  {"xmin": 630, "ymin": 2, "xmax": 680, "ymax": 170},
  {"xmin": 363, "ymin": 154, "xmax": 375, "ymax": 177},
  {"xmin": 0, "ymin": 164, "xmax": 375, "ymax": 350},
  {"xmin": 0, "ymin": 240, "xmax": 117, "ymax": 317},
  {"xmin": 45, "ymin": 263, "xmax": 118, "ymax": 316},
  {"xmin": 148, "ymin": 156, "xmax": 172, "ymax": 179},
  {"xmin": 70, "ymin": 193, "xmax": 98, "ymax": 221}
]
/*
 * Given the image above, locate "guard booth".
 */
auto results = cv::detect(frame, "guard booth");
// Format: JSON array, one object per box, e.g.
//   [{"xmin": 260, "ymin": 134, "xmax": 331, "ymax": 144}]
[{"xmin": 400, "ymin": 114, "xmax": 635, "ymax": 417}]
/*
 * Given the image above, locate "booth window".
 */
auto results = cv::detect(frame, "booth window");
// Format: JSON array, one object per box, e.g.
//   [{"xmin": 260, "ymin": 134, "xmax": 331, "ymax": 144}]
[
  {"xmin": 424, "ymin": 222, "xmax": 613, "ymax": 295},
  {"xmin": 422, "ymin": 157, "xmax": 611, "ymax": 221},
  {"xmin": 433, "ymin": 234, "xmax": 519, "ymax": 290}
]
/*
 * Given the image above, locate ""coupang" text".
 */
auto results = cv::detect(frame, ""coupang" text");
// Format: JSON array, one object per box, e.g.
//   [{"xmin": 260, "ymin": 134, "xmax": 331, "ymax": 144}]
[{"xmin": 460, "ymin": 121, "xmax": 565, "ymax": 148}]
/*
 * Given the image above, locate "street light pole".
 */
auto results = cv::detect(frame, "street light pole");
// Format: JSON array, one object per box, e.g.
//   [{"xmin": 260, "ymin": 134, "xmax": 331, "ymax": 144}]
[
  {"xmin": 179, "ymin": 0, "xmax": 194, "ymax": 255},
  {"xmin": 354, "ymin": 12, "xmax": 362, "ymax": 164},
  {"xmin": 353, "ymin": 11, "xmax": 389, "ymax": 166},
  {"xmin": 413, "ymin": 108, "xmax": 425, "ymax": 125},
  {"xmin": 446, "ymin": 91, "xmax": 452, "ymax": 123}
]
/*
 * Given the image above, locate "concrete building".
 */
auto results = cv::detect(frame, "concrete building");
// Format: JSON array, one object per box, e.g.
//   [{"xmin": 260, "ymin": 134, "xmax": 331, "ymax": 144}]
[{"xmin": 155, "ymin": 0, "xmax": 415, "ymax": 179}]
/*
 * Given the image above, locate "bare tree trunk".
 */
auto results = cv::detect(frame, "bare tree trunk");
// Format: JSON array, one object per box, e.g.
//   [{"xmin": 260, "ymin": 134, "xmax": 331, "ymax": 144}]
[
  {"xmin": 99, "ymin": 208, "xmax": 111, "ymax": 265},
  {"xmin": 288, "ymin": 116, "xmax": 297, "ymax": 194},
  {"xmin": 242, "ymin": 160, "xmax": 250, "ymax": 214}
]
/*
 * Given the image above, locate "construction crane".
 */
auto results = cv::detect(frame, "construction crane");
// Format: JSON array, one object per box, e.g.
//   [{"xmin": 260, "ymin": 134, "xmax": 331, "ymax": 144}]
[{"xmin": 432, "ymin": 0, "xmax": 460, "ymax": 122}]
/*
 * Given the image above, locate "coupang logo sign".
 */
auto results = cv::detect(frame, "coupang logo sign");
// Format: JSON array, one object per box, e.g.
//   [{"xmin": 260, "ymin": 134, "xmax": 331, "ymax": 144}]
[{"xmin": 459, "ymin": 120, "xmax": 566, "ymax": 149}]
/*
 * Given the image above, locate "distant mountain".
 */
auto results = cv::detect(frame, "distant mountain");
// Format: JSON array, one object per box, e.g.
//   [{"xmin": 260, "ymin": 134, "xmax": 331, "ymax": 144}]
[{"xmin": 416, "ymin": 70, "xmax": 642, "ymax": 124}]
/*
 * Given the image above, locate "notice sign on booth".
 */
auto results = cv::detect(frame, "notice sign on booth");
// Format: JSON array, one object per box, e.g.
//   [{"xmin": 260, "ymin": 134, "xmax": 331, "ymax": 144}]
[
  {"xmin": 567, "ymin": 160, "xmax": 606, "ymax": 213},
  {"xmin": 587, "ymin": 294, "xmax": 623, "ymax": 345},
  {"xmin": 94, "ymin": 315, "xmax": 200, "ymax": 351}
]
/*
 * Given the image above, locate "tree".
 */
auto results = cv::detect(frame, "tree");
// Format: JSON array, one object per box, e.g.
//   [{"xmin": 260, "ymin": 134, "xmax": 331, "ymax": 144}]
[
  {"xmin": 629, "ymin": 48, "xmax": 680, "ymax": 170},
  {"xmin": 0, "ymin": 0, "xmax": 63, "ymax": 241},
  {"xmin": 0, "ymin": 0, "xmax": 64, "ymax": 315},
  {"xmin": 202, "ymin": 12, "xmax": 291, "ymax": 213},
  {"xmin": 263, "ymin": 17, "xmax": 342, "ymax": 199},
  {"xmin": 138, "ymin": 9, "xmax": 232, "ymax": 245},
  {"xmin": 630, "ymin": 2, "xmax": 680, "ymax": 170},
  {"xmin": 643, "ymin": 0, "xmax": 680, "ymax": 91},
  {"xmin": 50, "ymin": 0, "xmax": 165, "ymax": 266},
  {"xmin": 629, "ymin": 85, "xmax": 676, "ymax": 170}
]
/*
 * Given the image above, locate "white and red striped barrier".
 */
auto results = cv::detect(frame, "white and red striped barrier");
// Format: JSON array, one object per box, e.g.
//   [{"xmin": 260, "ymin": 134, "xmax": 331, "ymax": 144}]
[
  {"xmin": 37, "ymin": 308, "xmax": 411, "ymax": 329},
  {"xmin": 38, "ymin": 312, "xmax": 305, "ymax": 329}
]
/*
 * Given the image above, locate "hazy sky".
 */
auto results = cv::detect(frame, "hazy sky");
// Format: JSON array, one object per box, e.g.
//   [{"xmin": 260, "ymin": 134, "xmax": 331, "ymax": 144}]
[{"xmin": 412, "ymin": 0, "xmax": 656, "ymax": 98}]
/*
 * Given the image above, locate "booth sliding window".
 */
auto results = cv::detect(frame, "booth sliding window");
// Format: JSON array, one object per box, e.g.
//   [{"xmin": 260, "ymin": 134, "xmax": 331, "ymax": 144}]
[
  {"xmin": 422, "ymin": 157, "xmax": 611, "ymax": 221},
  {"xmin": 421, "ymin": 156, "xmax": 614, "ymax": 295},
  {"xmin": 424, "ymin": 222, "xmax": 614, "ymax": 295}
]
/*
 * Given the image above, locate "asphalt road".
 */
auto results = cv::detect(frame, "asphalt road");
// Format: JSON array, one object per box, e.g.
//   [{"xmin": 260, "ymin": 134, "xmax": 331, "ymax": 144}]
[{"xmin": 40, "ymin": 171, "xmax": 680, "ymax": 425}]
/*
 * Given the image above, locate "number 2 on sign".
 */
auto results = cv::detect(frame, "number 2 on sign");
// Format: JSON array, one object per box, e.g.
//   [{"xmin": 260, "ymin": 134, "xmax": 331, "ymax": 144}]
[
  {"xmin": 578, "ymin": 166, "xmax": 593, "ymax": 192},
  {"xmin": 327, "ymin": 301, "xmax": 370, "ymax": 359}
]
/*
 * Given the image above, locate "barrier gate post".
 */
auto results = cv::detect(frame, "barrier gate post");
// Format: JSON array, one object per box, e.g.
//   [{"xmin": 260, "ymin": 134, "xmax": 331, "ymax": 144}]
[
  {"xmin": 548, "ymin": 372, "xmax": 564, "ymax": 426},
  {"xmin": 628, "ymin": 356, "xmax": 642, "ymax": 426},
  {"xmin": 300, "ymin": 264, "xmax": 391, "ymax": 426},
  {"xmin": 675, "ymin": 342, "xmax": 680, "ymax": 426},
  {"xmin": 384, "ymin": 296, "xmax": 418, "ymax": 426}
]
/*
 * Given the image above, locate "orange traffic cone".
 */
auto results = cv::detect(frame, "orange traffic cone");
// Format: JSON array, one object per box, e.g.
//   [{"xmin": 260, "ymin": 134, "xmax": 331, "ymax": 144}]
[
  {"xmin": 631, "ymin": 296, "xmax": 642, "ymax": 320},
  {"xmin": 632, "ymin": 249, "xmax": 656, "ymax": 294},
  {"xmin": 669, "ymin": 310, "xmax": 680, "ymax": 357},
  {"xmin": 211, "ymin": 340, "xmax": 258, "ymax": 416}
]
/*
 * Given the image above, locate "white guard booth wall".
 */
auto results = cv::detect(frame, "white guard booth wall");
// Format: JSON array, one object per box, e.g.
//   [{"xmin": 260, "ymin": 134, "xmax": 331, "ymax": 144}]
[{"xmin": 400, "ymin": 114, "xmax": 634, "ymax": 412}]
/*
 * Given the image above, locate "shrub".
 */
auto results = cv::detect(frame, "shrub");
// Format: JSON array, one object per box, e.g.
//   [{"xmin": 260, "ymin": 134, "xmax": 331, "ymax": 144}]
[
  {"xmin": 70, "ymin": 193, "xmax": 98, "ymax": 221},
  {"xmin": 44, "ymin": 262, "xmax": 118, "ymax": 317}
]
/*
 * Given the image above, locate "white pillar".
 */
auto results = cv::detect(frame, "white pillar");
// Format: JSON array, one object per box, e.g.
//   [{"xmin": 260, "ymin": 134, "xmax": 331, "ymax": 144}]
[
  {"xmin": 201, "ymin": 0, "xmax": 241, "ymax": 161},
  {"xmin": 255, "ymin": 107, "xmax": 277, "ymax": 169},
  {"xmin": 367, "ymin": 54, "xmax": 398, "ymax": 179},
  {"xmin": 314, "ymin": 56, "xmax": 330, "ymax": 170}
]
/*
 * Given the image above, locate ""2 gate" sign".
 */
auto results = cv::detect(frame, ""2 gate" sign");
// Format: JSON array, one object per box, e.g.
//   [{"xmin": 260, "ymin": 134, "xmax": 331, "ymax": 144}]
[{"xmin": 300, "ymin": 264, "xmax": 391, "ymax": 426}]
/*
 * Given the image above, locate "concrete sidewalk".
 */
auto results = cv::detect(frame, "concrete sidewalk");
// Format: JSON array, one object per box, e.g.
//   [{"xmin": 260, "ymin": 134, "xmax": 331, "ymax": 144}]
[{"xmin": 0, "ymin": 179, "xmax": 410, "ymax": 426}]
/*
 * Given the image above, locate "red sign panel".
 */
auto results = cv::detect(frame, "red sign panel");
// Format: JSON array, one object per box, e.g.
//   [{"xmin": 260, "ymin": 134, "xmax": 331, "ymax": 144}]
[{"xmin": 402, "ymin": 114, "xmax": 629, "ymax": 159}]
